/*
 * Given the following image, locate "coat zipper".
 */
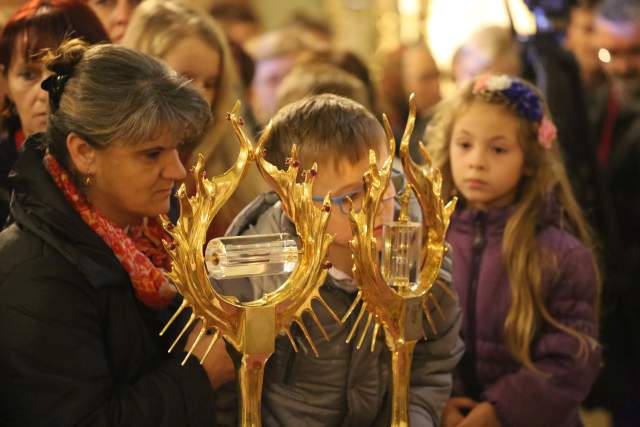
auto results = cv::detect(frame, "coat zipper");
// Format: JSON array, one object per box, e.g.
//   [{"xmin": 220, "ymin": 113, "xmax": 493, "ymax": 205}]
[{"xmin": 460, "ymin": 213, "xmax": 486, "ymax": 399}]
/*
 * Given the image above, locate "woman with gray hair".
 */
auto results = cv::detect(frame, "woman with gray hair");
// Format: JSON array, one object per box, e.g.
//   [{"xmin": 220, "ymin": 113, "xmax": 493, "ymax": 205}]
[{"xmin": 0, "ymin": 39, "xmax": 234, "ymax": 426}]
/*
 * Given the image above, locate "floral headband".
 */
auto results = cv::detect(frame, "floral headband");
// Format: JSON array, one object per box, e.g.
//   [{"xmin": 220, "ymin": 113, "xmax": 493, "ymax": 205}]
[{"xmin": 472, "ymin": 74, "xmax": 557, "ymax": 149}]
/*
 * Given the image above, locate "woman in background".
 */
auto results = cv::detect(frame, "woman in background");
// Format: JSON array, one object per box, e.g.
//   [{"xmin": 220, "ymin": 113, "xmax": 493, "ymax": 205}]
[
  {"xmin": 122, "ymin": 0, "xmax": 266, "ymax": 236},
  {"xmin": 0, "ymin": 0, "xmax": 109, "ymax": 225}
]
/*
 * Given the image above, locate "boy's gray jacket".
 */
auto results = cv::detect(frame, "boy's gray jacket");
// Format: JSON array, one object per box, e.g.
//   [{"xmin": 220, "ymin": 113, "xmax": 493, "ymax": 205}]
[{"xmin": 216, "ymin": 192, "xmax": 464, "ymax": 427}]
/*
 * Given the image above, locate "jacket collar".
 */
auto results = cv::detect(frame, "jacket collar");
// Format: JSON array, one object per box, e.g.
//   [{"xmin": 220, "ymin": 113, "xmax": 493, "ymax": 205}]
[
  {"xmin": 450, "ymin": 194, "xmax": 572, "ymax": 237},
  {"xmin": 450, "ymin": 205, "xmax": 515, "ymax": 237}
]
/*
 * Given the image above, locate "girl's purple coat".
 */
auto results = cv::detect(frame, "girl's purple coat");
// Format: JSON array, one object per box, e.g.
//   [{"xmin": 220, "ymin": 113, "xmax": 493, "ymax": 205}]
[{"xmin": 447, "ymin": 206, "xmax": 601, "ymax": 427}]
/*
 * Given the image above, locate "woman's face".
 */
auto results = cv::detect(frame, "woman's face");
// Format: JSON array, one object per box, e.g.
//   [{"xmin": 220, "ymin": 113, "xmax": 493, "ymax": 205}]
[
  {"xmin": 79, "ymin": 131, "xmax": 187, "ymax": 227},
  {"xmin": 163, "ymin": 36, "xmax": 221, "ymax": 107},
  {"xmin": 87, "ymin": 0, "xmax": 141, "ymax": 44},
  {"xmin": 6, "ymin": 46, "xmax": 50, "ymax": 136}
]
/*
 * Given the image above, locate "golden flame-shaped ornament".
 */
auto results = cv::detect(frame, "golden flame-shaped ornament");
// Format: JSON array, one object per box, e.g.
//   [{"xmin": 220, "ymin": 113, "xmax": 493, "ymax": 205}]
[
  {"xmin": 344, "ymin": 94, "xmax": 457, "ymax": 427},
  {"xmin": 159, "ymin": 102, "xmax": 338, "ymax": 427}
]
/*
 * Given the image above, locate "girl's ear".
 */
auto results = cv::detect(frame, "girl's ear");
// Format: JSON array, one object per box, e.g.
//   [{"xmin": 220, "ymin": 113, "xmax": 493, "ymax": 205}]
[
  {"xmin": 520, "ymin": 149, "xmax": 534, "ymax": 177},
  {"xmin": 523, "ymin": 158, "xmax": 536, "ymax": 177},
  {"xmin": 66, "ymin": 132, "xmax": 97, "ymax": 175}
]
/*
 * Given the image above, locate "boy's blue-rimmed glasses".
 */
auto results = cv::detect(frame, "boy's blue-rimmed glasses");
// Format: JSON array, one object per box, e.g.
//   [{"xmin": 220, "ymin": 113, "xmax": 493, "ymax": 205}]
[{"xmin": 311, "ymin": 168, "xmax": 406, "ymax": 215}]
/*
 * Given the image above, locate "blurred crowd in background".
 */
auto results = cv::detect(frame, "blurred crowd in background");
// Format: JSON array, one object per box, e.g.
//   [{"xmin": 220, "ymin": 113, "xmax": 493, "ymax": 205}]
[{"xmin": 0, "ymin": 0, "xmax": 639, "ymax": 426}]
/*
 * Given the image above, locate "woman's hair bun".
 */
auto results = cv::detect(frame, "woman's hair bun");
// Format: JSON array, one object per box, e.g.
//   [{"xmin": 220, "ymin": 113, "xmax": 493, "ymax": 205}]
[{"xmin": 43, "ymin": 38, "xmax": 89, "ymax": 76}]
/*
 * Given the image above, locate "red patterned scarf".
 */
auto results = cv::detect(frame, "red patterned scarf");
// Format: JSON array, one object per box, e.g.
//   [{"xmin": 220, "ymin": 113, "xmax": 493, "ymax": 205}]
[{"xmin": 44, "ymin": 153, "xmax": 176, "ymax": 309}]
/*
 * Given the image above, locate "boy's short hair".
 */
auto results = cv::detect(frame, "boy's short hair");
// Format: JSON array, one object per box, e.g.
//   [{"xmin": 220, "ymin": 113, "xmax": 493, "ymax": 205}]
[{"xmin": 264, "ymin": 94, "xmax": 385, "ymax": 171}]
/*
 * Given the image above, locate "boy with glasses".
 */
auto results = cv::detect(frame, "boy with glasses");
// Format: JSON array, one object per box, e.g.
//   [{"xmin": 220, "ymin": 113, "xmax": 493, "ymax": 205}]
[{"xmin": 217, "ymin": 94, "xmax": 463, "ymax": 426}]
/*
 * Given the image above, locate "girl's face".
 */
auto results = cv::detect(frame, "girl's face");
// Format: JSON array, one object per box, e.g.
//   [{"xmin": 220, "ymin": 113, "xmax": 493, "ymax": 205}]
[
  {"xmin": 6, "ymin": 44, "xmax": 51, "ymax": 136},
  {"xmin": 449, "ymin": 102, "xmax": 525, "ymax": 211},
  {"xmin": 87, "ymin": 0, "xmax": 141, "ymax": 44},
  {"xmin": 163, "ymin": 36, "xmax": 221, "ymax": 107}
]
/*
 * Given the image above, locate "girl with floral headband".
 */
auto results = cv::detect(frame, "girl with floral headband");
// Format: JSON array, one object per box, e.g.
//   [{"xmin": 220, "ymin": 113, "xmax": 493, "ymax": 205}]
[{"xmin": 426, "ymin": 74, "xmax": 601, "ymax": 427}]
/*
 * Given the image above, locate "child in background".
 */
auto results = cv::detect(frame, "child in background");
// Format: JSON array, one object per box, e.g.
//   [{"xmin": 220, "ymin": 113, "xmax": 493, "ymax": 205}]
[
  {"xmin": 274, "ymin": 62, "xmax": 371, "ymax": 112},
  {"xmin": 451, "ymin": 26, "xmax": 522, "ymax": 87},
  {"xmin": 244, "ymin": 28, "xmax": 321, "ymax": 126},
  {"xmin": 122, "ymin": 0, "xmax": 266, "ymax": 235},
  {"xmin": 218, "ymin": 94, "xmax": 464, "ymax": 426},
  {"xmin": 427, "ymin": 74, "xmax": 601, "ymax": 427}
]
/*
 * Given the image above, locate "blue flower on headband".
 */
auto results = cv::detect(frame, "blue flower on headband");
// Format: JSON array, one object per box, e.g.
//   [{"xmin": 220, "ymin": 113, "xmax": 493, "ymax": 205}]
[
  {"xmin": 503, "ymin": 80, "xmax": 543, "ymax": 122},
  {"xmin": 473, "ymin": 74, "xmax": 544, "ymax": 122},
  {"xmin": 473, "ymin": 74, "xmax": 556, "ymax": 149}
]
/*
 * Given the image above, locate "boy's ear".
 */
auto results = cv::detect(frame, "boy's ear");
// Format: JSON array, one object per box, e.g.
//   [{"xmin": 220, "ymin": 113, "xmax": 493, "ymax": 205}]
[{"xmin": 66, "ymin": 132, "xmax": 97, "ymax": 175}]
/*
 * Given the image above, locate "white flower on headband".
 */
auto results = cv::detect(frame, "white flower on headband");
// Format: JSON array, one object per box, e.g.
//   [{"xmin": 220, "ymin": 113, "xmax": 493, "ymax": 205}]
[
  {"xmin": 487, "ymin": 75, "xmax": 512, "ymax": 91},
  {"xmin": 473, "ymin": 74, "xmax": 512, "ymax": 93}
]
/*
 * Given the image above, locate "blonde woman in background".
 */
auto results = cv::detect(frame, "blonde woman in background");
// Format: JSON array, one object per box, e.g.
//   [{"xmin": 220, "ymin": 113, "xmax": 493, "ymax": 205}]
[{"xmin": 122, "ymin": 0, "xmax": 266, "ymax": 236}]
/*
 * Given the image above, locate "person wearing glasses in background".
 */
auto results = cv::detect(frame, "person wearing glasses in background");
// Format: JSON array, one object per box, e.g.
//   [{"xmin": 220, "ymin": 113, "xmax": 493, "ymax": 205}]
[{"xmin": 589, "ymin": 0, "xmax": 640, "ymax": 425}]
